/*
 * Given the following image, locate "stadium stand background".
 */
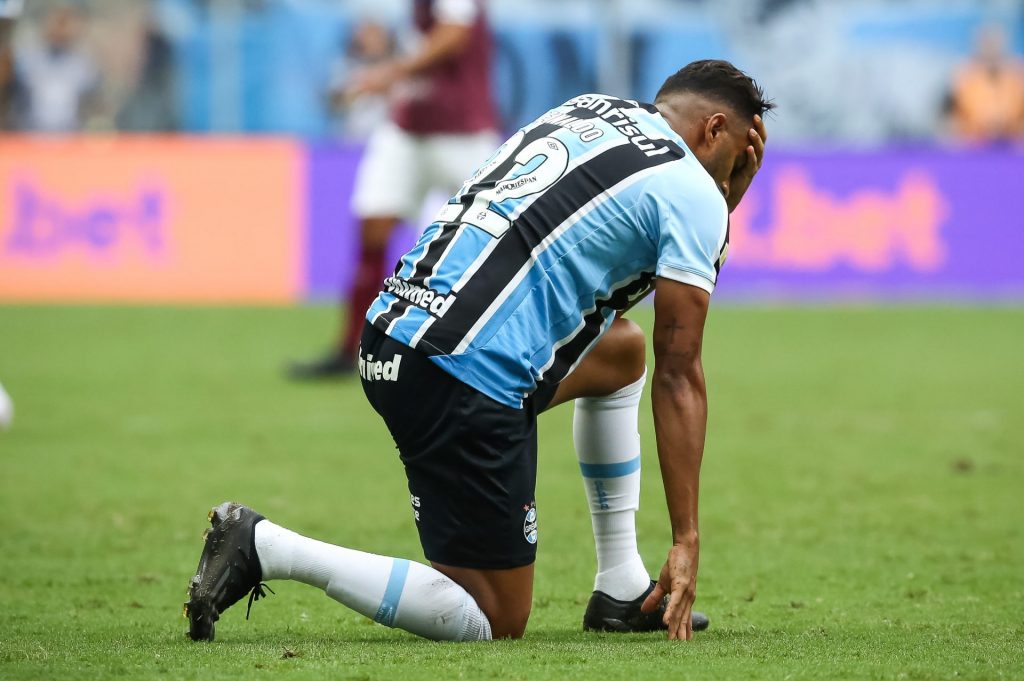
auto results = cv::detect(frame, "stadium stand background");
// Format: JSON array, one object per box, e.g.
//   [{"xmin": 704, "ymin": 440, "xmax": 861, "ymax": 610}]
[
  {"xmin": 3, "ymin": 0, "xmax": 1022, "ymax": 142},
  {"xmin": 146, "ymin": 0, "xmax": 1024, "ymax": 143},
  {"xmin": 1, "ymin": 0, "xmax": 1022, "ymax": 304}
]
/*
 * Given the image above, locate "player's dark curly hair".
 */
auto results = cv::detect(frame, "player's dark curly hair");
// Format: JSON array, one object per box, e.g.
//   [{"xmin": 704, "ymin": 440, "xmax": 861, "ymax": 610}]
[{"xmin": 655, "ymin": 60, "xmax": 775, "ymax": 119}]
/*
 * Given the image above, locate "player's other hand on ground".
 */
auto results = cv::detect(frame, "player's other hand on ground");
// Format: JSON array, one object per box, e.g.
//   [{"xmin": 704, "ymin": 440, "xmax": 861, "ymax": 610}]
[
  {"xmin": 724, "ymin": 114, "xmax": 768, "ymax": 214},
  {"xmin": 643, "ymin": 539, "xmax": 700, "ymax": 640}
]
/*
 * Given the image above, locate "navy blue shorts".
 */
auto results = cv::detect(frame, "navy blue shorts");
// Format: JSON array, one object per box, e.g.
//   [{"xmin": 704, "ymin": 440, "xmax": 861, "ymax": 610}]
[{"xmin": 359, "ymin": 323, "xmax": 553, "ymax": 569}]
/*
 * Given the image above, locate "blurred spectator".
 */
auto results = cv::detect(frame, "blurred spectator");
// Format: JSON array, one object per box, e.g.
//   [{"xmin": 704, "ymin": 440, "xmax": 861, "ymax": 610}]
[
  {"xmin": 116, "ymin": 15, "xmax": 177, "ymax": 132},
  {"xmin": 0, "ymin": 0, "xmax": 20, "ymax": 130},
  {"xmin": 328, "ymin": 20, "xmax": 395, "ymax": 142},
  {"xmin": 10, "ymin": 2, "xmax": 99, "ymax": 132},
  {"xmin": 947, "ymin": 25, "xmax": 1024, "ymax": 145}
]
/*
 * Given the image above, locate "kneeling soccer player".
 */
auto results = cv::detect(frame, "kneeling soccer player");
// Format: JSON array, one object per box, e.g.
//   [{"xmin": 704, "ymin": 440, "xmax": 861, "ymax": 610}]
[{"xmin": 185, "ymin": 59, "xmax": 772, "ymax": 642}]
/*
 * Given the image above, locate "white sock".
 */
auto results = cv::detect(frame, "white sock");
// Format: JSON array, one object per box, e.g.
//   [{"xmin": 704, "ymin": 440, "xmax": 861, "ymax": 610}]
[
  {"xmin": 254, "ymin": 520, "xmax": 491, "ymax": 641},
  {"xmin": 573, "ymin": 370, "xmax": 652, "ymax": 601}
]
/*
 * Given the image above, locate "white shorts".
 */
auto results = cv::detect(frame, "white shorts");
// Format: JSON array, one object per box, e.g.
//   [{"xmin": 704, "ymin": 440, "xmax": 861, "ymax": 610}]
[{"xmin": 351, "ymin": 122, "xmax": 500, "ymax": 221}]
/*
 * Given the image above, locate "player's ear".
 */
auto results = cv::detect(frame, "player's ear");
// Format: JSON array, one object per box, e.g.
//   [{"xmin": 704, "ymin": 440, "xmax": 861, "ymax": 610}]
[{"xmin": 704, "ymin": 113, "xmax": 728, "ymax": 145}]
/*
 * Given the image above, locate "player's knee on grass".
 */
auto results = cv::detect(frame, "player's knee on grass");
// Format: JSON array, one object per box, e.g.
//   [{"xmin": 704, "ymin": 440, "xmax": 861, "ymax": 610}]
[
  {"xmin": 444, "ymin": 581, "xmax": 532, "ymax": 639},
  {"xmin": 485, "ymin": 600, "xmax": 531, "ymax": 639},
  {"xmin": 459, "ymin": 580, "xmax": 532, "ymax": 639},
  {"xmin": 432, "ymin": 563, "xmax": 533, "ymax": 639}
]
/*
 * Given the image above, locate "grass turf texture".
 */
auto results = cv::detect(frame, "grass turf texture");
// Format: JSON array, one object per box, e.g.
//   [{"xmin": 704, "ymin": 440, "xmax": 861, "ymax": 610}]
[{"xmin": 1, "ymin": 304, "xmax": 1022, "ymax": 680}]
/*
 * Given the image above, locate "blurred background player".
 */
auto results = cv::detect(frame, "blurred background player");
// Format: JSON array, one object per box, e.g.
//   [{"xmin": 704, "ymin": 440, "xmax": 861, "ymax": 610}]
[
  {"xmin": 327, "ymin": 19, "xmax": 395, "ymax": 143},
  {"xmin": 7, "ymin": 1, "xmax": 100, "ymax": 133},
  {"xmin": 114, "ymin": 7, "xmax": 177, "ymax": 132},
  {"xmin": 946, "ymin": 24, "xmax": 1024, "ymax": 145},
  {"xmin": 0, "ymin": 0, "xmax": 19, "ymax": 129},
  {"xmin": 289, "ymin": 0, "xmax": 500, "ymax": 379}
]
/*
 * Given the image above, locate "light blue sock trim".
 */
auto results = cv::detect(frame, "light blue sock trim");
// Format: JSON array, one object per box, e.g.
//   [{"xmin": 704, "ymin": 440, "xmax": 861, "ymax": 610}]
[
  {"xmin": 373, "ymin": 558, "xmax": 410, "ymax": 627},
  {"xmin": 578, "ymin": 455, "xmax": 641, "ymax": 479}
]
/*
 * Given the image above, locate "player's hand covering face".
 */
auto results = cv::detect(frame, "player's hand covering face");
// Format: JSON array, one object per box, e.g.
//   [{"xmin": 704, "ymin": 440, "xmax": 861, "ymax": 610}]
[{"xmin": 723, "ymin": 114, "xmax": 767, "ymax": 213}]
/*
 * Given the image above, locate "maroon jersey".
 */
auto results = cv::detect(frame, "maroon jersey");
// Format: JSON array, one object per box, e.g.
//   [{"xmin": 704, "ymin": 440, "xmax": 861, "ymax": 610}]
[{"xmin": 392, "ymin": 0, "xmax": 498, "ymax": 135}]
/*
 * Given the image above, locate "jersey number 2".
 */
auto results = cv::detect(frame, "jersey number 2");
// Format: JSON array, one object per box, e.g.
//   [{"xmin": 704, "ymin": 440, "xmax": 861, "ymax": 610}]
[{"xmin": 458, "ymin": 131, "xmax": 570, "ymax": 238}]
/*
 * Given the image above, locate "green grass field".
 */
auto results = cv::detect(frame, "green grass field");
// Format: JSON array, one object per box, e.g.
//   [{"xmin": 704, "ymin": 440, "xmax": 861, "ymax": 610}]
[{"xmin": 1, "ymin": 304, "xmax": 1022, "ymax": 680}]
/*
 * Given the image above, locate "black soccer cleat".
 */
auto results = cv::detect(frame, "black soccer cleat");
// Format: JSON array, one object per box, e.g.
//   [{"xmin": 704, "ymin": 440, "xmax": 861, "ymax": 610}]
[
  {"xmin": 286, "ymin": 351, "xmax": 356, "ymax": 381},
  {"xmin": 183, "ymin": 502, "xmax": 271, "ymax": 641},
  {"xmin": 583, "ymin": 581, "xmax": 710, "ymax": 633}
]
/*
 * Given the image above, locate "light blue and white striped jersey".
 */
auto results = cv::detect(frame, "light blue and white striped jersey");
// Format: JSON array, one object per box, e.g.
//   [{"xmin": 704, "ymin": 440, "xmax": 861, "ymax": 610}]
[{"xmin": 366, "ymin": 93, "xmax": 729, "ymax": 408}]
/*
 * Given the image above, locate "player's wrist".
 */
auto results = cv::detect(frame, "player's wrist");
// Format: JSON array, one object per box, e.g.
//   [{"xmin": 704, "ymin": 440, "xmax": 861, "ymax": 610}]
[
  {"xmin": 392, "ymin": 58, "xmax": 414, "ymax": 78},
  {"xmin": 672, "ymin": 528, "xmax": 699, "ymax": 547}
]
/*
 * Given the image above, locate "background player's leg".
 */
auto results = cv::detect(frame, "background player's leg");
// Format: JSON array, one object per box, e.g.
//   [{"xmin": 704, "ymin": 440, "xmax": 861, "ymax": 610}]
[
  {"xmin": 289, "ymin": 122, "xmax": 418, "ymax": 379},
  {"xmin": 255, "ymin": 519, "xmax": 492, "ymax": 641},
  {"xmin": 337, "ymin": 215, "xmax": 400, "ymax": 362}
]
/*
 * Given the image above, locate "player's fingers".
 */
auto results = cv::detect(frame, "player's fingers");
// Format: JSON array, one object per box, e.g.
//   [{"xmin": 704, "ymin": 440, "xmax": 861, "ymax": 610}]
[
  {"xmin": 753, "ymin": 113, "xmax": 768, "ymax": 143},
  {"xmin": 673, "ymin": 602, "xmax": 688, "ymax": 641},
  {"xmin": 681, "ymin": 599, "xmax": 694, "ymax": 641},
  {"xmin": 749, "ymin": 127, "xmax": 765, "ymax": 161},
  {"xmin": 666, "ymin": 603, "xmax": 680, "ymax": 640},
  {"xmin": 746, "ymin": 136, "xmax": 764, "ymax": 171},
  {"xmin": 345, "ymin": 81, "xmax": 367, "ymax": 99},
  {"xmin": 642, "ymin": 585, "xmax": 666, "ymax": 615},
  {"xmin": 747, "ymin": 145, "xmax": 759, "ymax": 174},
  {"xmin": 663, "ymin": 586, "xmax": 685, "ymax": 639},
  {"xmin": 641, "ymin": 582, "xmax": 666, "ymax": 614},
  {"xmin": 672, "ymin": 605, "xmax": 688, "ymax": 641}
]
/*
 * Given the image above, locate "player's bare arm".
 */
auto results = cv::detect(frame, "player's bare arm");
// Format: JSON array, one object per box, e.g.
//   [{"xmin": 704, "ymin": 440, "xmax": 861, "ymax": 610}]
[
  {"xmin": 348, "ymin": 21, "xmax": 472, "ymax": 96},
  {"xmin": 642, "ymin": 278, "xmax": 711, "ymax": 641},
  {"xmin": 394, "ymin": 21, "xmax": 473, "ymax": 76}
]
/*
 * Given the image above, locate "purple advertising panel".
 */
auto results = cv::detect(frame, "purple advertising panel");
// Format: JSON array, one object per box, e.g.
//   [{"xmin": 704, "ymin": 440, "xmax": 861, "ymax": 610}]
[
  {"xmin": 721, "ymin": 149, "xmax": 1024, "ymax": 301},
  {"xmin": 306, "ymin": 146, "xmax": 1024, "ymax": 303},
  {"xmin": 306, "ymin": 144, "xmax": 419, "ymax": 301}
]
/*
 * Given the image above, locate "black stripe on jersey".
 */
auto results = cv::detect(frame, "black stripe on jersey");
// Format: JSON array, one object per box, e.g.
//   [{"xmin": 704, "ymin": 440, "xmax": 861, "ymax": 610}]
[
  {"xmin": 407, "ymin": 223, "xmax": 461, "ymax": 286},
  {"xmin": 375, "ymin": 121, "xmax": 593, "ymax": 331},
  {"xmin": 537, "ymin": 271, "xmax": 655, "ymax": 389},
  {"xmin": 375, "ymin": 119, "xmax": 606, "ymax": 333},
  {"xmin": 714, "ymin": 217, "xmax": 731, "ymax": 277},
  {"xmin": 418, "ymin": 141, "xmax": 683, "ymax": 356},
  {"xmin": 459, "ymin": 108, "xmax": 602, "ymax": 198},
  {"xmin": 403, "ymin": 110, "xmax": 611, "ymax": 287},
  {"xmin": 404, "ymin": 122, "xmax": 566, "ymax": 285},
  {"xmin": 372, "ymin": 296, "xmax": 410, "ymax": 331}
]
